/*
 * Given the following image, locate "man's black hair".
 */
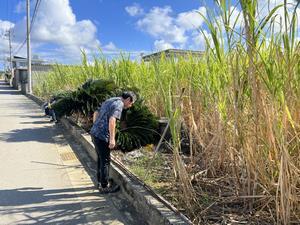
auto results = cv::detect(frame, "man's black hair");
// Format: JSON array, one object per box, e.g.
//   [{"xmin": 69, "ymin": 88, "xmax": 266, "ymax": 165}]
[{"xmin": 121, "ymin": 91, "xmax": 137, "ymax": 102}]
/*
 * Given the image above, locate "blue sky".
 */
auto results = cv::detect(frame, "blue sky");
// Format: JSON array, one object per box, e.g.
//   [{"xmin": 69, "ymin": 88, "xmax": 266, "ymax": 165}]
[
  {"xmin": 0, "ymin": 0, "xmax": 299, "ymax": 70},
  {"xmin": 0, "ymin": 0, "xmax": 213, "ymax": 67}
]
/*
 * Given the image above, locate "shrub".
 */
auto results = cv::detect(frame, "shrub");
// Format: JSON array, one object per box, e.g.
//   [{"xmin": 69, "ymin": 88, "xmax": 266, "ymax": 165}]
[{"xmin": 51, "ymin": 79, "xmax": 159, "ymax": 151}]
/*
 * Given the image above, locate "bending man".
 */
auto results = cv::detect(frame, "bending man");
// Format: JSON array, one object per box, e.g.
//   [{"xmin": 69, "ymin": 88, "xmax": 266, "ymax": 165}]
[{"xmin": 90, "ymin": 91, "xmax": 136, "ymax": 193}]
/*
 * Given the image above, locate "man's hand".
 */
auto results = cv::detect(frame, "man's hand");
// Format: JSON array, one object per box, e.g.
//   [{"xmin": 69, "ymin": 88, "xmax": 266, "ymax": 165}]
[
  {"xmin": 108, "ymin": 117, "xmax": 117, "ymax": 149},
  {"xmin": 93, "ymin": 111, "xmax": 99, "ymax": 123},
  {"xmin": 109, "ymin": 139, "xmax": 116, "ymax": 149}
]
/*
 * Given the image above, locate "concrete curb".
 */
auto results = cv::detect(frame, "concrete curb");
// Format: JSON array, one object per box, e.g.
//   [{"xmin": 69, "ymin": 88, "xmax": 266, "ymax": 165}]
[
  {"xmin": 26, "ymin": 93, "xmax": 192, "ymax": 225},
  {"xmin": 26, "ymin": 93, "xmax": 44, "ymax": 105}
]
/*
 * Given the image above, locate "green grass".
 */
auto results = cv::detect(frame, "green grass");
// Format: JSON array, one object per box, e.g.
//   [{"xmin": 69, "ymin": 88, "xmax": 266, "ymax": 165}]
[{"xmin": 126, "ymin": 151, "xmax": 167, "ymax": 188}]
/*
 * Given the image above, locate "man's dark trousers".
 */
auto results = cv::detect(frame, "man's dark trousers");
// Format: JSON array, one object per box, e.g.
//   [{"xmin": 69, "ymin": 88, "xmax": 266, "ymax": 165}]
[{"xmin": 91, "ymin": 135, "xmax": 110, "ymax": 188}]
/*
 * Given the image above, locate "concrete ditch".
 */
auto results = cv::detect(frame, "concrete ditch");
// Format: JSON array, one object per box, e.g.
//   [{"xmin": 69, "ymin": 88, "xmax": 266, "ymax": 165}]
[{"xmin": 26, "ymin": 93, "xmax": 192, "ymax": 225}]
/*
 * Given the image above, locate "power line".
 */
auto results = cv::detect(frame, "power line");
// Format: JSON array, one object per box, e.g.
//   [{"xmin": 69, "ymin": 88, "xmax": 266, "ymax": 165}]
[
  {"xmin": 31, "ymin": 0, "xmax": 41, "ymax": 29},
  {"xmin": 2, "ymin": 30, "xmax": 13, "ymax": 72},
  {"xmin": 12, "ymin": 39, "xmax": 26, "ymax": 56},
  {"xmin": 4, "ymin": 30, "xmax": 13, "ymax": 70},
  {"xmin": 13, "ymin": 0, "xmax": 41, "ymax": 55},
  {"xmin": 12, "ymin": 0, "xmax": 42, "ymax": 55}
]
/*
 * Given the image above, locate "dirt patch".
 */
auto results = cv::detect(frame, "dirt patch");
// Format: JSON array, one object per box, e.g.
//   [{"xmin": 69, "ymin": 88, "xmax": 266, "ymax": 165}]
[{"xmin": 112, "ymin": 147, "xmax": 280, "ymax": 225}]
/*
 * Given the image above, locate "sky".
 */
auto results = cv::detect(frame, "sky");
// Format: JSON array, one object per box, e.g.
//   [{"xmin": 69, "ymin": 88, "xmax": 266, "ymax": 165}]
[{"xmin": 0, "ymin": 0, "xmax": 299, "ymax": 70}]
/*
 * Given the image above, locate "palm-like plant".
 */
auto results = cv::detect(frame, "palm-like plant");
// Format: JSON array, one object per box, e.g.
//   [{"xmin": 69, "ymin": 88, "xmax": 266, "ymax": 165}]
[
  {"xmin": 117, "ymin": 99, "xmax": 159, "ymax": 151},
  {"xmin": 51, "ymin": 79, "xmax": 158, "ymax": 151}
]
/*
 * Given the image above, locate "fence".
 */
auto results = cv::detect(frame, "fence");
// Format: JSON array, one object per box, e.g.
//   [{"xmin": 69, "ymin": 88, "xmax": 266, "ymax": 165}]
[{"xmin": 31, "ymin": 63, "xmax": 54, "ymax": 88}]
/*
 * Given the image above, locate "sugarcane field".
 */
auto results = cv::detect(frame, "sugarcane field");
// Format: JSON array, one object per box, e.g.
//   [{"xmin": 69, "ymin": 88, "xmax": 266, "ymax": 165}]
[{"xmin": 0, "ymin": 0, "xmax": 299, "ymax": 224}]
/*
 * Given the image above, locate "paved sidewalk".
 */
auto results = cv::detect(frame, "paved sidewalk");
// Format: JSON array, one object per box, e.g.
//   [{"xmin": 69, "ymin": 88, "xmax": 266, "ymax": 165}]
[{"xmin": 0, "ymin": 80, "xmax": 128, "ymax": 225}]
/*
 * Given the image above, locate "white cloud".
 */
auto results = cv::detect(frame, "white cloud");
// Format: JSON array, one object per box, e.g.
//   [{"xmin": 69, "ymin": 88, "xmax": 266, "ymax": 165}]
[
  {"xmin": 154, "ymin": 40, "xmax": 174, "ymax": 51},
  {"xmin": 133, "ymin": 6, "xmax": 214, "ymax": 50},
  {"xmin": 210, "ymin": 6, "xmax": 243, "ymax": 34},
  {"xmin": 11, "ymin": 0, "xmax": 101, "ymax": 63},
  {"xmin": 125, "ymin": 4, "xmax": 144, "ymax": 17},
  {"xmin": 103, "ymin": 42, "xmax": 118, "ymax": 51},
  {"xmin": 209, "ymin": 1, "xmax": 300, "ymax": 48},
  {"xmin": 255, "ymin": 0, "xmax": 300, "ymax": 33},
  {"xmin": 137, "ymin": 6, "xmax": 187, "ymax": 45},
  {"xmin": 228, "ymin": 6, "xmax": 244, "ymax": 29},
  {"xmin": 176, "ymin": 7, "xmax": 206, "ymax": 30},
  {"xmin": 32, "ymin": 0, "xmax": 99, "ymax": 46},
  {"xmin": 0, "ymin": 20, "xmax": 15, "ymax": 58},
  {"xmin": 192, "ymin": 30, "xmax": 213, "ymax": 50},
  {"xmin": 0, "ymin": 20, "xmax": 14, "ymax": 31},
  {"xmin": 215, "ymin": 0, "xmax": 299, "ymax": 35}
]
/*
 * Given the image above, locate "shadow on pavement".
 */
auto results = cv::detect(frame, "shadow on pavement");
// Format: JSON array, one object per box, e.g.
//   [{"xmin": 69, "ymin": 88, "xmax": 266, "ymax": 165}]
[
  {"xmin": 31, "ymin": 160, "xmax": 84, "ymax": 170},
  {"xmin": 19, "ymin": 115, "xmax": 47, "ymax": 119},
  {"xmin": 0, "ymin": 187, "xmax": 117, "ymax": 224},
  {"xmin": 0, "ymin": 81, "xmax": 20, "ymax": 95},
  {"xmin": 58, "ymin": 125, "xmax": 149, "ymax": 225},
  {"xmin": 0, "ymin": 127, "xmax": 61, "ymax": 144},
  {"xmin": 20, "ymin": 121, "xmax": 52, "ymax": 125},
  {"xmin": 0, "ymin": 85, "xmax": 14, "ymax": 90},
  {"xmin": 0, "ymin": 90, "xmax": 21, "ymax": 95}
]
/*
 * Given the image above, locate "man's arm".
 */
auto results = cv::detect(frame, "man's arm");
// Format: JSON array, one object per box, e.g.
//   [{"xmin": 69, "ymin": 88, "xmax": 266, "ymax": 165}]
[
  {"xmin": 93, "ymin": 111, "xmax": 99, "ymax": 123},
  {"xmin": 108, "ymin": 116, "xmax": 116, "ymax": 149}
]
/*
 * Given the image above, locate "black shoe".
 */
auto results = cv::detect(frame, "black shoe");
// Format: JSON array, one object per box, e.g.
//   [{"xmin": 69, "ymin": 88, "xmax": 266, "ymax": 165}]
[
  {"xmin": 96, "ymin": 179, "xmax": 115, "ymax": 189},
  {"xmin": 98, "ymin": 183, "xmax": 120, "ymax": 194}
]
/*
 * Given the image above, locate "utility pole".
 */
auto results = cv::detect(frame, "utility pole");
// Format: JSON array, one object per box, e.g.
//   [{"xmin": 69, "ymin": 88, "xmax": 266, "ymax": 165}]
[
  {"xmin": 26, "ymin": 0, "xmax": 32, "ymax": 93},
  {"xmin": 4, "ymin": 29, "xmax": 13, "ymax": 75},
  {"xmin": 8, "ymin": 29, "xmax": 13, "ymax": 77}
]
